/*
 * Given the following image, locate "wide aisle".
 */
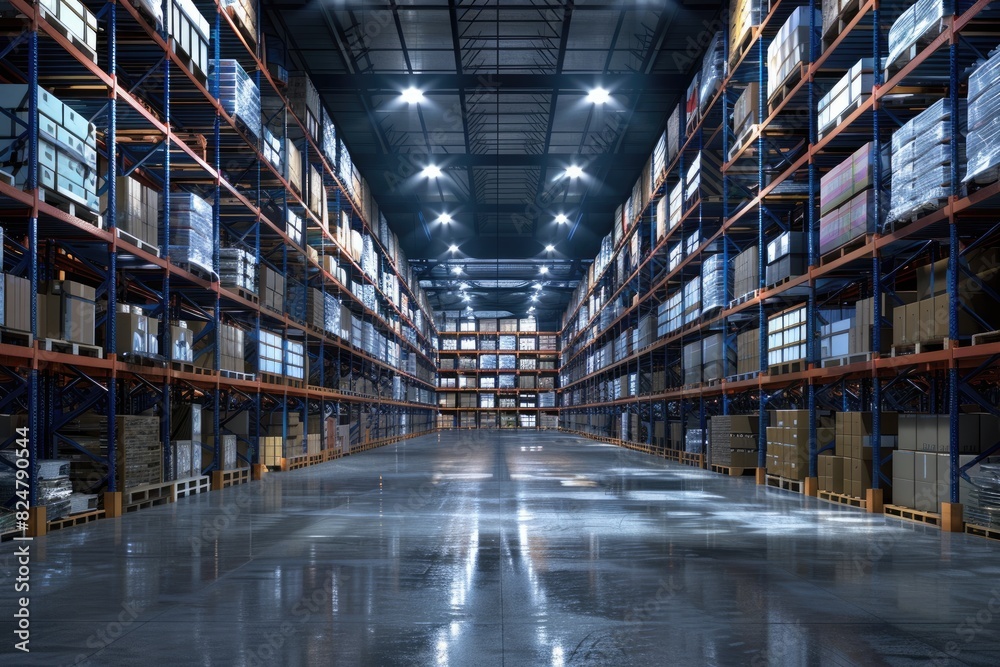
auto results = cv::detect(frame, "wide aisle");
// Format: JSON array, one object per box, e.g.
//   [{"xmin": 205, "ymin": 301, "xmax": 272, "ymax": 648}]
[{"xmin": 1, "ymin": 431, "xmax": 997, "ymax": 666}]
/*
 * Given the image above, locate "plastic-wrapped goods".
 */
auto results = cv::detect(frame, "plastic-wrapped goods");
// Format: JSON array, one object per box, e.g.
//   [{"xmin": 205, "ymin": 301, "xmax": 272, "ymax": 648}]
[
  {"xmin": 767, "ymin": 7, "xmax": 821, "ymax": 100},
  {"xmin": 819, "ymin": 188, "xmax": 885, "ymax": 255},
  {"xmin": 361, "ymin": 235, "xmax": 378, "ymax": 281},
  {"xmin": 699, "ymin": 32, "xmax": 725, "ymax": 110},
  {"xmin": 285, "ymin": 279, "xmax": 306, "ymax": 323},
  {"xmin": 765, "ymin": 230, "xmax": 807, "ymax": 285},
  {"xmin": 214, "ymin": 59, "xmax": 261, "ymax": 139},
  {"xmin": 888, "ymin": 98, "xmax": 966, "ymax": 223},
  {"xmin": 702, "ymin": 332, "xmax": 736, "ymax": 382},
  {"xmin": 685, "ymin": 429, "xmax": 705, "ymax": 454},
  {"xmin": 165, "ymin": 192, "xmax": 213, "ymax": 275},
  {"xmin": 731, "ymin": 0, "xmax": 767, "ymax": 64},
  {"xmin": 286, "ymin": 207, "xmax": 303, "ymax": 246},
  {"xmin": 820, "ymin": 141, "xmax": 886, "ymax": 214},
  {"xmin": 817, "ymin": 59, "xmax": 874, "ymax": 137},
  {"xmin": 219, "ymin": 247, "xmax": 257, "ymax": 292},
  {"xmin": 283, "ymin": 339, "xmax": 305, "ymax": 379},
  {"xmin": 669, "ymin": 182, "xmax": 684, "ymax": 229},
  {"xmin": 323, "ymin": 293, "xmax": 340, "ymax": 335},
  {"xmin": 684, "ymin": 73, "xmax": 701, "ymax": 134},
  {"xmin": 886, "ymin": 0, "xmax": 949, "ymax": 74},
  {"xmin": 701, "ymin": 254, "xmax": 731, "ymax": 314},
  {"xmin": 667, "ymin": 103, "xmax": 682, "ymax": 163},
  {"xmin": 261, "ymin": 125, "xmax": 281, "ymax": 171},
  {"xmin": 966, "ymin": 48, "xmax": 1000, "ymax": 183}
]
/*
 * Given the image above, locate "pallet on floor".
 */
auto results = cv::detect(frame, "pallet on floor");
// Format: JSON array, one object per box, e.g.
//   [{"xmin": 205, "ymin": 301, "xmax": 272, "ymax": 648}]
[
  {"xmin": 211, "ymin": 467, "xmax": 250, "ymax": 490},
  {"xmin": 710, "ymin": 464, "xmax": 754, "ymax": 477},
  {"xmin": 48, "ymin": 509, "xmax": 105, "ymax": 532},
  {"xmin": 173, "ymin": 475, "xmax": 211, "ymax": 500},
  {"xmin": 965, "ymin": 523, "xmax": 1000, "ymax": 541},
  {"xmin": 766, "ymin": 474, "xmax": 803, "ymax": 493},
  {"xmin": 817, "ymin": 490, "xmax": 867, "ymax": 510},
  {"xmin": 884, "ymin": 504, "xmax": 940, "ymax": 526},
  {"xmin": 41, "ymin": 338, "xmax": 103, "ymax": 358},
  {"xmin": 123, "ymin": 481, "xmax": 174, "ymax": 512},
  {"xmin": 286, "ymin": 454, "xmax": 311, "ymax": 470}
]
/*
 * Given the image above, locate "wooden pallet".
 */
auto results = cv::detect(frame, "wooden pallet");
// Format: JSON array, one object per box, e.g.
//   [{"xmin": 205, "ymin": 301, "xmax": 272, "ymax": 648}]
[
  {"xmin": 768, "ymin": 63, "xmax": 808, "ymax": 114},
  {"xmin": 120, "ymin": 352, "xmax": 166, "ymax": 368},
  {"xmin": 884, "ymin": 504, "xmax": 940, "ymax": 526},
  {"xmin": 822, "ymin": 0, "xmax": 863, "ymax": 46},
  {"xmin": 38, "ymin": 187, "xmax": 102, "ymax": 227},
  {"xmin": 820, "ymin": 234, "xmax": 875, "ymax": 265},
  {"xmin": 173, "ymin": 475, "xmax": 211, "ymax": 500},
  {"xmin": 728, "ymin": 290, "xmax": 759, "ymax": 309},
  {"xmin": 0, "ymin": 327, "xmax": 33, "ymax": 347},
  {"xmin": 818, "ymin": 490, "xmax": 867, "ymax": 510},
  {"xmin": 123, "ymin": 481, "xmax": 174, "ymax": 512},
  {"xmin": 710, "ymin": 464, "xmax": 754, "ymax": 477},
  {"xmin": 765, "ymin": 273, "xmax": 800, "ymax": 291},
  {"xmin": 818, "ymin": 95, "xmax": 871, "ymax": 141},
  {"xmin": 728, "ymin": 22, "xmax": 757, "ymax": 68},
  {"xmin": 233, "ymin": 286, "xmax": 259, "ymax": 305},
  {"xmin": 212, "ymin": 468, "xmax": 250, "ymax": 490},
  {"xmin": 768, "ymin": 360, "xmax": 805, "ymax": 376},
  {"xmin": 171, "ymin": 361, "xmax": 196, "ymax": 374},
  {"xmin": 259, "ymin": 372, "xmax": 283, "ymax": 386},
  {"xmin": 766, "ymin": 474, "xmax": 803, "ymax": 493},
  {"xmin": 728, "ymin": 124, "xmax": 760, "ymax": 162},
  {"xmin": 286, "ymin": 455, "xmax": 311, "ymax": 470},
  {"xmin": 821, "ymin": 352, "xmax": 874, "ymax": 368},
  {"xmin": 965, "ymin": 523, "xmax": 1000, "ymax": 541},
  {"xmin": 48, "ymin": 509, "xmax": 104, "ymax": 532},
  {"xmin": 173, "ymin": 260, "xmax": 218, "ymax": 283},
  {"xmin": 888, "ymin": 196, "xmax": 951, "ymax": 227},
  {"xmin": 220, "ymin": 369, "xmax": 255, "ymax": 381},
  {"xmin": 890, "ymin": 340, "xmax": 946, "ymax": 357},
  {"xmin": 972, "ymin": 330, "xmax": 1000, "ymax": 346},
  {"xmin": 725, "ymin": 371, "xmax": 760, "ymax": 383},
  {"xmin": 115, "ymin": 227, "xmax": 160, "ymax": 257},
  {"xmin": 41, "ymin": 338, "xmax": 103, "ymax": 358},
  {"xmin": 37, "ymin": 6, "xmax": 98, "ymax": 63}
]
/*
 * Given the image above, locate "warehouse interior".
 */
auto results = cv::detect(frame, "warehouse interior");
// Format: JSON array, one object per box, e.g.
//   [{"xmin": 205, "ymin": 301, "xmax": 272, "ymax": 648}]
[{"xmin": 3, "ymin": 0, "xmax": 1000, "ymax": 663}]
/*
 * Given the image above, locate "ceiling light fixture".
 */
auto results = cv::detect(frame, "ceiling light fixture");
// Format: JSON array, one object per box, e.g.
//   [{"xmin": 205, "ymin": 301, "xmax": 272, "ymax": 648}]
[
  {"xmin": 587, "ymin": 87, "xmax": 611, "ymax": 104},
  {"xmin": 555, "ymin": 213, "xmax": 569, "ymax": 224},
  {"xmin": 448, "ymin": 244, "xmax": 459, "ymax": 253},
  {"xmin": 438, "ymin": 213, "xmax": 452, "ymax": 224},
  {"xmin": 451, "ymin": 266, "xmax": 462, "ymax": 275},
  {"xmin": 545, "ymin": 244, "xmax": 555, "ymax": 252},
  {"xmin": 423, "ymin": 165, "xmax": 442, "ymax": 179},
  {"xmin": 564, "ymin": 165, "xmax": 583, "ymax": 179},
  {"xmin": 533, "ymin": 283, "xmax": 543, "ymax": 290},
  {"xmin": 539, "ymin": 266, "xmax": 549, "ymax": 275},
  {"xmin": 528, "ymin": 306, "xmax": 535, "ymax": 312},
  {"xmin": 401, "ymin": 87, "xmax": 424, "ymax": 104}
]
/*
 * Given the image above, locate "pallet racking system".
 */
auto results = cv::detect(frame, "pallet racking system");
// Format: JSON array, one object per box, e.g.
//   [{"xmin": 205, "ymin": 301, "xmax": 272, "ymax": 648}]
[
  {"xmin": 556, "ymin": 0, "xmax": 1000, "ymax": 534},
  {"xmin": 0, "ymin": 0, "xmax": 438, "ymax": 535}
]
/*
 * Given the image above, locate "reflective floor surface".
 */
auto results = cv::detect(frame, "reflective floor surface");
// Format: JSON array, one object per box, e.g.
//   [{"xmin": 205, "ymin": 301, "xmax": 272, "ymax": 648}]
[{"xmin": 2, "ymin": 431, "xmax": 1000, "ymax": 666}]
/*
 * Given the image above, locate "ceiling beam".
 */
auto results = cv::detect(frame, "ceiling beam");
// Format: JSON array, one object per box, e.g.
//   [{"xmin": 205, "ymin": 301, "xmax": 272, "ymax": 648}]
[
  {"xmin": 352, "ymin": 152, "xmax": 649, "ymax": 169},
  {"xmin": 312, "ymin": 72, "xmax": 690, "ymax": 93}
]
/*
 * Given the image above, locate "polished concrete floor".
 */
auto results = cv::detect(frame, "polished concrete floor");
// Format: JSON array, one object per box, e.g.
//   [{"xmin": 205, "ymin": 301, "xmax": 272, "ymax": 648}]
[{"xmin": 2, "ymin": 431, "xmax": 1000, "ymax": 666}]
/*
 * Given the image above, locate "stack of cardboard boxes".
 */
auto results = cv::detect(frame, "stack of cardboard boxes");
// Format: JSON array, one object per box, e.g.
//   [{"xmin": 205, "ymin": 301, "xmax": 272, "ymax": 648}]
[
  {"xmin": 39, "ymin": 280, "xmax": 97, "ymax": 346},
  {"xmin": 116, "ymin": 415, "xmax": 163, "ymax": 489},
  {"xmin": 892, "ymin": 413, "xmax": 999, "ymax": 511},
  {"xmin": 115, "ymin": 304, "xmax": 160, "ymax": 358},
  {"xmin": 819, "ymin": 142, "xmax": 886, "ymax": 255},
  {"xmin": 767, "ymin": 410, "xmax": 834, "ymax": 480},
  {"xmin": 259, "ymin": 266, "xmax": 285, "ymax": 312},
  {"xmin": 709, "ymin": 415, "xmax": 759, "ymax": 467},
  {"xmin": 737, "ymin": 328, "xmax": 761, "ymax": 375},
  {"xmin": 106, "ymin": 176, "xmax": 160, "ymax": 251},
  {"xmin": 819, "ymin": 411, "xmax": 898, "ymax": 498},
  {"xmin": 818, "ymin": 59, "xmax": 875, "ymax": 137}
]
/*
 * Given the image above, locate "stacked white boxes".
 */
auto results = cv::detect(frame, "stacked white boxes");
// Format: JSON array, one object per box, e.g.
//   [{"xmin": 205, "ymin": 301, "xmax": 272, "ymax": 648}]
[
  {"xmin": 287, "ymin": 73, "xmax": 321, "ymax": 139},
  {"xmin": 38, "ymin": 0, "xmax": 98, "ymax": 58},
  {"xmin": 165, "ymin": 193, "xmax": 213, "ymax": 275},
  {"xmin": 219, "ymin": 247, "xmax": 256, "ymax": 292},
  {"xmin": 817, "ymin": 59, "xmax": 874, "ymax": 137},
  {"xmin": 0, "ymin": 85, "xmax": 99, "ymax": 212},
  {"xmin": 167, "ymin": 0, "xmax": 211, "ymax": 80},
  {"xmin": 285, "ymin": 138, "xmax": 302, "ymax": 194},
  {"xmin": 261, "ymin": 126, "xmax": 281, "ymax": 171},
  {"xmin": 283, "ymin": 339, "xmax": 305, "ymax": 380},
  {"xmin": 215, "ymin": 59, "xmax": 261, "ymax": 139},
  {"xmin": 253, "ymin": 329, "xmax": 283, "ymax": 375},
  {"xmin": 965, "ymin": 48, "xmax": 1000, "ymax": 184},
  {"xmin": 700, "ymin": 254, "xmax": 731, "ymax": 314},
  {"xmin": 105, "ymin": 176, "xmax": 159, "ymax": 250},
  {"xmin": 888, "ymin": 98, "xmax": 966, "ymax": 224},
  {"xmin": 767, "ymin": 8, "xmax": 821, "ymax": 100},
  {"xmin": 886, "ymin": 0, "xmax": 950, "ymax": 74},
  {"xmin": 286, "ymin": 207, "xmax": 303, "ymax": 245}
]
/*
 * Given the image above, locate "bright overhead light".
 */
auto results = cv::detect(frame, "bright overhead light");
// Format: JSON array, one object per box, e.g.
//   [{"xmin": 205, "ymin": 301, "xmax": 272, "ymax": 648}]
[
  {"xmin": 545, "ymin": 244, "xmax": 555, "ymax": 252},
  {"xmin": 539, "ymin": 266, "xmax": 549, "ymax": 275},
  {"xmin": 555, "ymin": 213, "xmax": 569, "ymax": 224},
  {"xmin": 448, "ymin": 244, "xmax": 459, "ymax": 253},
  {"xmin": 462, "ymin": 294, "xmax": 470, "ymax": 302},
  {"xmin": 528, "ymin": 306, "xmax": 535, "ymax": 312},
  {"xmin": 531, "ymin": 294, "xmax": 538, "ymax": 302},
  {"xmin": 533, "ymin": 283, "xmax": 543, "ymax": 290},
  {"xmin": 438, "ymin": 213, "xmax": 452, "ymax": 224},
  {"xmin": 423, "ymin": 165, "xmax": 442, "ymax": 178},
  {"xmin": 587, "ymin": 87, "xmax": 611, "ymax": 104},
  {"xmin": 401, "ymin": 87, "xmax": 424, "ymax": 104},
  {"xmin": 451, "ymin": 266, "xmax": 462, "ymax": 275},
  {"xmin": 458, "ymin": 282, "xmax": 469, "ymax": 290},
  {"xmin": 564, "ymin": 165, "xmax": 583, "ymax": 179}
]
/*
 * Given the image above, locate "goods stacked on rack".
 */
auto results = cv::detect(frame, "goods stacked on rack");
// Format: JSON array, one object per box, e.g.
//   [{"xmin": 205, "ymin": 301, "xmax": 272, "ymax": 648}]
[
  {"xmin": 215, "ymin": 59, "xmax": 261, "ymax": 139},
  {"xmin": 116, "ymin": 416, "xmax": 163, "ymax": 489},
  {"xmin": 165, "ymin": 193, "xmax": 213, "ymax": 276},
  {"xmin": 709, "ymin": 415, "xmax": 759, "ymax": 467},
  {"xmin": 766, "ymin": 410, "xmax": 834, "ymax": 481},
  {"xmin": 219, "ymin": 247, "xmax": 256, "ymax": 292},
  {"xmin": 38, "ymin": 279, "xmax": 96, "ymax": 346},
  {"xmin": 114, "ymin": 304, "xmax": 159, "ymax": 358},
  {"xmin": 819, "ymin": 142, "xmax": 886, "ymax": 255},
  {"xmin": 893, "ymin": 414, "xmax": 1000, "ymax": 511},
  {"xmin": 0, "ymin": 85, "xmax": 99, "ymax": 213},
  {"xmin": 730, "ymin": 0, "xmax": 767, "ymax": 64},
  {"xmin": 885, "ymin": 0, "xmax": 952, "ymax": 74},
  {"xmin": 685, "ymin": 429, "xmax": 705, "ymax": 455},
  {"xmin": 733, "ymin": 245, "xmax": 759, "ymax": 300},
  {"xmin": 167, "ymin": 0, "xmax": 210, "ymax": 80},
  {"xmin": 36, "ymin": 0, "xmax": 99, "ymax": 58},
  {"xmin": 767, "ymin": 8, "xmax": 821, "ymax": 101},
  {"xmin": 967, "ymin": 464, "xmax": 1000, "ymax": 528},
  {"xmin": 262, "ymin": 127, "xmax": 281, "ymax": 170},
  {"xmin": 287, "ymin": 73, "xmax": 321, "ymax": 140},
  {"xmin": 765, "ymin": 231, "xmax": 807, "ymax": 286},
  {"xmin": 730, "ymin": 82, "xmax": 759, "ymax": 159},
  {"xmin": 817, "ymin": 59, "xmax": 874, "ymax": 138},
  {"xmin": 736, "ymin": 328, "xmax": 760, "ymax": 375},
  {"xmin": 220, "ymin": 0, "xmax": 256, "ymax": 45},
  {"xmin": 818, "ymin": 412, "xmax": 897, "ymax": 498},
  {"xmin": 106, "ymin": 176, "xmax": 159, "ymax": 251},
  {"xmin": 966, "ymin": 48, "xmax": 1000, "ymax": 184},
  {"xmin": 888, "ymin": 99, "xmax": 966, "ymax": 224},
  {"xmin": 699, "ymin": 32, "xmax": 725, "ymax": 112}
]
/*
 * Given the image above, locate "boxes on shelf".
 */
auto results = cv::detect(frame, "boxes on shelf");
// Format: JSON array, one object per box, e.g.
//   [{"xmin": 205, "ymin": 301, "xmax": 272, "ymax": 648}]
[
  {"xmin": 38, "ymin": 279, "xmax": 96, "ymax": 346},
  {"xmin": 702, "ymin": 332, "xmax": 735, "ymax": 382},
  {"xmin": 734, "ymin": 245, "xmax": 759, "ymax": 299},
  {"xmin": 287, "ymin": 73, "xmax": 321, "ymax": 139},
  {"xmin": 765, "ymin": 231, "xmax": 807, "ymax": 285},
  {"xmin": 167, "ymin": 0, "xmax": 210, "ymax": 80},
  {"xmin": 822, "ymin": 0, "xmax": 855, "ymax": 38},
  {"xmin": 767, "ymin": 7, "xmax": 821, "ymax": 101},
  {"xmin": 220, "ymin": 0, "xmax": 256, "ymax": 45},
  {"xmin": 261, "ymin": 126, "xmax": 281, "ymax": 171},
  {"xmin": 116, "ymin": 415, "xmax": 163, "ymax": 489},
  {"xmin": 888, "ymin": 98, "xmax": 966, "ymax": 224},
  {"xmin": 698, "ymin": 32, "xmax": 725, "ymax": 111},
  {"xmin": 737, "ymin": 327, "xmax": 760, "ymax": 375},
  {"xmin": 965, "ymin": 48, "xmax": 1000, "ymax": 183},
  {"xmin": 259, "ymin": 265, "xmax": 284, "ymax": 312},
  {"xmin": 2, "ymin": 274, "xmax": 27, "ymax": 332},
  {"xmin": 732, "ymin": 81, "xmax": 760, "ymax": 147},
  {"xmin": 730, "ymin": 0, "xmax": 767, "ymax": 63},
  {"xmin": 38, "ymin": 0, "xmax": 99, "ymax": 57},
  {"xmin": 214, "ymin": 59, "xmax": 261, "ymax": 139},
  {"xmin": 709, "ymin": 414, "xmax": 760, "ymax": 467},
  {"xmin": 823, "ymin": 411, "xmax": 898, "ymax": 497},
  {"xmin": 171, "ymin": 321, "xmax": 193, "ymax": 362},
  {"xmin": 0, "ymin": 85, "xmax": 99, "ymax": 213},
  {"xmin": 284, "ymin": 138, "xmax": 302, "ymax": 194},
  {"xmin": 817, "ymin": 59, "xmax": 874, "ymax": 137},
  {"xmin": 115, "ymin": 304, "xmax": 160, "ymax": 358},
  {"xmin": 684, "ymin": 73, "xmax": 701, "ymax": 134},
  {"xmin": 766, "ymin": 410, "xmax": 834, "ymax": 480},
  {"xmin": 103, "ymin": 176, "xmax": 159, "ymax": 251},
  {"xmin": 685, "ymin": 429, "xmax": 705, "ymax": 455},
  {"xmin": 283, "ymin": 338, "xmax": 306, "ymax": 380},
  {"xmin": 667, "ymin": 103, "xmax": 682, "ymax": 163},
  {"xmin": 820, "ymin": 141, "xmax": 886, "ymax": 215},
  {"xmin": 219, "ymin": 247, "xmax": 257, "ymax": 292},
  {"xmin": 819, "ymin": 189, "xmax": 884, "ymax": 256},
  {"xmin": 164, "ymin": 192, "xmax": 213, "ymax": 275},
  {"xmin": 701, "ymin": 254, "xmax": 731, "ymax": 314},
  {"xmin": 886, "ymin": 0, "xmax": 951, "ymax": 74}
]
